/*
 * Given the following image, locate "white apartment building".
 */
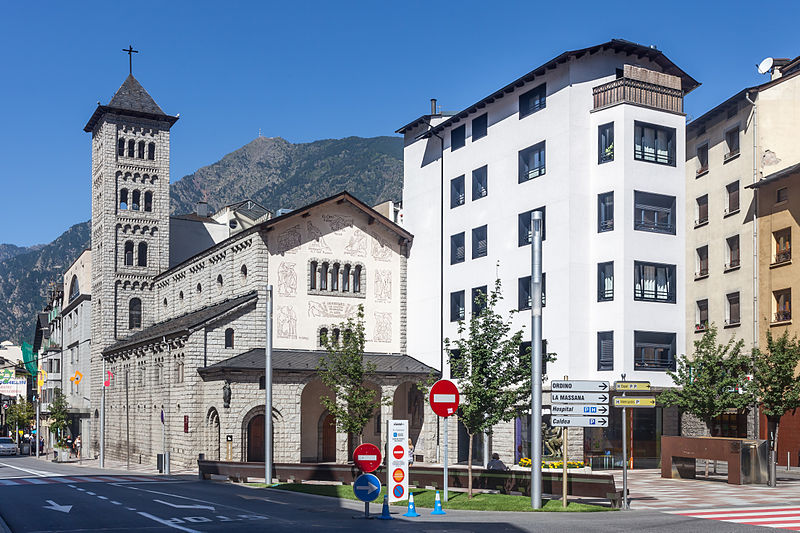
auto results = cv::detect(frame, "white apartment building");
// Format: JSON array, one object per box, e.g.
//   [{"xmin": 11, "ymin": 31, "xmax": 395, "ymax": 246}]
[{"xmin": 400, "ymin": 39, "xmax": 698, "ymax": 466}]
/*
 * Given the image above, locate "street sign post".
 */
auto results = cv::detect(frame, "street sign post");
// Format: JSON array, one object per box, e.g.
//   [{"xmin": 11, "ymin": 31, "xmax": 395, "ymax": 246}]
[
  {"xmin": 550, "ymin": 416, "xmax": 608, "ymax": 428},
  {"xmin": 613, "ymin": 397, "xmax": 656, "ymax": 408},
  {"xmin": 551, "ymin": 404, "xmax": 608, "ymax": 416},
  {"xmin": 551, "ymin": 380, "xmax": 609, "ymax": 392},
  {"xmin": 387, "ymin": 420, "xmax": 409, "ymax": 503},
  {"xmin": 429, "ymin": 379, "xmax": 459, "ymax": 503},
  {"xmin": 353, "ymin": 443, "xmax": 382, "ymax": 473},
  {"xmin": 550, "ymin": 392, "xmax": 609, "ymax": 404},
  {"xmin": 614, "ymin": 381, "xmax": 651, "ymax": 391},
  {"xmin": 353, "ymin": 473, "xmax": 382, "ymax": 519}
]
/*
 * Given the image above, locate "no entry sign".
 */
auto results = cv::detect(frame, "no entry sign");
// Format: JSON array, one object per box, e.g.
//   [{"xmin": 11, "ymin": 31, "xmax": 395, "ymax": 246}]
[
  {"xmin": 392, "ymin": 444, "xmax": 405, "ymax": 459},
  {"xmin": 430, "ymin": 379, "xmax": 460, "ymax": 418},
  {"xmin": 353, "ymin": 443, "xmax": 382, "ymax": 473}
]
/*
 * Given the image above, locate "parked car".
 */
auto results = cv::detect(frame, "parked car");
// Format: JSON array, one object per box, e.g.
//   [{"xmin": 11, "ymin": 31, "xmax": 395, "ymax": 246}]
[{"xmin": 0, "ymin": 437, "xmax": 17, "ymax": 456}]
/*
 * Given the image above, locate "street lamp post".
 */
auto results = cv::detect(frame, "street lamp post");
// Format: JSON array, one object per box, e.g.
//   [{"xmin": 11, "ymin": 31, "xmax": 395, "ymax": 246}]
[{"xmin": 530, "ymin": 210, "xmax": 543, "ymax": 509}]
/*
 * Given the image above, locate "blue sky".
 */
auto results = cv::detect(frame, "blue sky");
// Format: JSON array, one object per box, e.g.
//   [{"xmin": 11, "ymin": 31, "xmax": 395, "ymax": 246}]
[{"xmin": 1, "ymin": 1, "xmax": 798, "ymax": 246}]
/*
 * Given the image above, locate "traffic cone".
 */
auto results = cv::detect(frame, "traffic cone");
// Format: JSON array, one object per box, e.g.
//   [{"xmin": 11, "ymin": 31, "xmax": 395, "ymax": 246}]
[
  {"xmin": 403, "ymin": 493, "xmax": 421, "ymax": 517},
  {"xmin": 376, "ymin": 495, "xmax": 393, "ymax": 520},
  {"xmin": 431, "ymin": 490, "xmax": 446, "ymax": 515}
]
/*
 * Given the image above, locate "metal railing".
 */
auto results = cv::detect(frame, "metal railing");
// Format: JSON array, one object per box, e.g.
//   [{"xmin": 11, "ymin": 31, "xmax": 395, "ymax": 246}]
[
  {"xmin": 773, "ymin": 250, "xmax": 791, "ymax": 265},
  {"xmin": 593, "ymin": 77, "xmax": 683, "ymax": 113},
  {"xmin": 634, "ymin": 220, "xmax": 674, "ymax": 234},
  {"xmin": 634, "ymin": 287, "xmax": 676, "ymax": 303},
  {"xmin": 598, "ymin": 288, "xmax": 614, "ymax": 301},
  {"xmin": 599, "ymin": 219, "xmax": 614, "ymax": 232},
  {"xmin": 774, "ymin": 311, "xmax": 792, "ymax": 323},
  {"xmin": 634, "ymin": 358, "xmax": 676, "ymax": 371},
  {"xmin": 520, "ymin": 166, "xmax": 546, "ymax": 182}
]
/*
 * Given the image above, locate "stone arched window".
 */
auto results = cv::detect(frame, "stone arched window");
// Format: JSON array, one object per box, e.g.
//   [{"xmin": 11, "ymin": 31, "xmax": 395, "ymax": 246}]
[
  {"xmin": 144, "ymin": 191, "xmax": 153, "ymax": 212},
  {"xmin": 127, "ymin": 139, "xmax": 135, "ymax": 157},
  {"xmin": 225, "ymin": 328, "xmax": 234, "ymax": 348},
  {"xmin": 331, "ymin": 263, "xmax": 340, "ymax": 291},
  {"xmin": 179, "ymin": 291, "xmax": 184, "ymax": 300},
  {"xmin": 342, "ymin": 264, "xmax": 351, "ymax": 292},
  {"xmin": 319, "ymin": 327, "xmax": 328, "ymax": 346},
  {"xmin": 309, "ymin": 261, "xmax": 317, "ymax": 290},
  {"xmin": 163, "ymin": 298, "xmax": 168, "ymax": 307},
  {"xmin": 69, "ymin": 275, "xmax": 79, "ymax": 302},
  {"xmin": 241, "ymin": 264, "xmax": 248, "ymax": 279},
  {"xmin": 137, "ymin": 140, "xmax": 145, "ymax": 159},
  {"xmin": 131, "ymin": 190, "xmax": 141, "ymax": 211},
  {"xmin": 118, "ymin": 138, "xmax": 126, "ymax": 156},
  {"xmin": 129, "ymin": 298, "xmax": 142, "ymax": 329},
  {"xmin": 353, "ymin": 265, "xmax": 362, "ymax": 293},
  {"xmin": 217, "ymin": 274, "xmax": 223, "ymax": 288},
  {"xmin": 137, "ymin": 242, "xmax": 147, "ymax": 267},
  {"xmin": 124, "ymin": 241, "xmax": 134, "ymax": 266},
  {"xmin": 320, "ymin": 262, "xmax": 329, "ymax": 290},
  {"xmin": 119, "ymin": 189, "xmax": 128, "ymax": 210},
  {"xmin": 197, "ymin": 283, "xmax": 202, "ymax": 294},
  {"xmin": 148, "ymin": 142, "xmax": 156, "ymax": 160}
]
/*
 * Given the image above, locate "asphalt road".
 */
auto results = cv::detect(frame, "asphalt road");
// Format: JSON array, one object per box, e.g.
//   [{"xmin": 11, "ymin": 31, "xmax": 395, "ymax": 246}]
[{"xmin": 0, "ymin": 456, "xmax": 769, "ymax": 532}]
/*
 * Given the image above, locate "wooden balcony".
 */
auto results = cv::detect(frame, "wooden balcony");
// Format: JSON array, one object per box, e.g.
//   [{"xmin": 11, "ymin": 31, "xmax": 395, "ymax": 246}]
[{"xmin": 593, "ymin": 77, "xmax": 683, "ymax": 114}]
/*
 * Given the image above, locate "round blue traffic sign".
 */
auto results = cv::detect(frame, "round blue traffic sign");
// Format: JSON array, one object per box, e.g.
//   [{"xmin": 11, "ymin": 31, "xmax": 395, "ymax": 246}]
[{"xmin": 353, "ymin": 473, "xmax": 382, "ymax": 502}]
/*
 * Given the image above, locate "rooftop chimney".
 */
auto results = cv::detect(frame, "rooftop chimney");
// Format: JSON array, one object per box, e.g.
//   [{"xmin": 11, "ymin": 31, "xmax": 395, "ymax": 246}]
[
  {"xmin": 430, "ymin": 98, "xmax": 437, "ymax": 115},
  {"xmin": 196, "ymin": 201, "xmax": 209, "ymax": 218}
]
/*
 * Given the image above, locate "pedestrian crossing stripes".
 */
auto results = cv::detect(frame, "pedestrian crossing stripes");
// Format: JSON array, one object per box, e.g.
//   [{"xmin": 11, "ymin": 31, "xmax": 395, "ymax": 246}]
[
  {"xmin": 670, "ymin": 505, "xmax": 800, "ymax": 530},
  {"xmin": 0, "ymin": 475, "xmax": 166, "ymax": 487}
]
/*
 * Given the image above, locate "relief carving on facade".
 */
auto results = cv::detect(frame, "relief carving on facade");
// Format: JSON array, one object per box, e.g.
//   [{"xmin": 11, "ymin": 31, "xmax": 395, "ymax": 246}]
[
  {"xmin": 374, "ymin": 269, "xmax": 392, "ymax": 303},
  {"xmin": 322, "ymin": 214, "xmax": 353, "ymax": 235},
  {"xmin": 374, "ymin": 312, "xmax": 392, "ymax": 343},
  {"xmin": 277, "ymin": 262, "xmax": 298, "ymax": 297},
  {"xmin": 307, "ymin": 221, "xmax": 332, "ymax": 254},
  {"xmin": 277, "ymin": 306, "xmax": 298, "ymax": 339},
  {"xmin": 277, "ymin": 225, "xmax": 302, "ymax": 254},
  {"xmin": 371, "ymin": 233, "xmax": 392, "ymax": 262},
  {"xmin": 344, "ymin": 228, "xmax": 367, "ymax": 257},
  {"xmin": 308, "ymin": 301, "xmax": 357, "ymax": 319}
]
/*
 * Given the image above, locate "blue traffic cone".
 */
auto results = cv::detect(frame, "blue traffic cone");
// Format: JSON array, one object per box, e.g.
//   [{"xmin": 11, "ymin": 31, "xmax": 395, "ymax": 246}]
[
  {"xmin": 376, "ymin": 494, "xmax": 393, "ymax": 520},
  {"xmin": 431, "ymin": 490, "xmax": 446, "ymax": 515},
  {"xmin": 403, "ymin": 493, "xmax": 421, "ymax": 517}
]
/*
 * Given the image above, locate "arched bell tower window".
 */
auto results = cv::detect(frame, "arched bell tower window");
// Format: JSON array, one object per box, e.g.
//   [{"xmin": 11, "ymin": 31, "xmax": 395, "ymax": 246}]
[
  {"xmin": 124, "ymin": 241, "xmax": 134, "ymax": 266},
  {"xmin": 331, "ymin": 263, "xmax": 340, "ymax": 291},
  {"xmin": 144, "ymin": 191, "xmax": 153, "ymax": 212},
  {"xmin": 342, "ymin": 264, "xmax": 350, "ymax": 292},
  {"xmin": 309, "ymin": 261, "xmax": 317, "ymax": 290},
  {"xmin": 225, "ymin": 328, "xmax": 234, "ymax": 348},
  {"xmin": 148, "ymin": 142, "xmax": 156, "ymax": 160},
  {"xmin": 319, "ymin": 327, "xmax": 329, "ymax": 346},
  {"xmin": 129, "ymin": 298, "xmax": 142, "ymax": 329},
  {"xmin": 137, "ymin": 242, "xmax": 147, "ymax": 267},
  {"xmin": 119, "ymin": 189, "xmax": 129, "ymax": 210},
  {"xmin": 131, "ymin": 190, "xmax": 140, "ymax": 211},
  {"xmin": 353, "ymin": 265, "xmax": 362, "ymax": 293},
  {"xmin": 320, "ymin": 262, "xmax": 329, "ymax": 290},
  {"xmin": 118, "ymin": 138, "xmax": 126, "ymax": 156},
  {"xmin": 127, "ymin": 139, "xmax": 135, "ymax": 158},
  {"xmin": 241, "ymin": 264, "xmax": 248, "ymax": 279},
  {"xmin": 137, "ymin": 141, "xmax": 145, "ymax": 158}
]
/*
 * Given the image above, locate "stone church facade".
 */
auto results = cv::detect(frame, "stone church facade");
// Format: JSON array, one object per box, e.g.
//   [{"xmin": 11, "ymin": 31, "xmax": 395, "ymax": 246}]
[{"xmin": 85, "ymin": 75, "xmax": 437, "ymax": 469}]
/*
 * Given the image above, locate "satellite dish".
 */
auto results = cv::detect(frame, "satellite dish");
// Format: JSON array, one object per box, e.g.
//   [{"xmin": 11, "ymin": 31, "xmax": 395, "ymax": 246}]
[{"xmin": 757, "ymin": 57, "xmax": 774, "ymax": 75}]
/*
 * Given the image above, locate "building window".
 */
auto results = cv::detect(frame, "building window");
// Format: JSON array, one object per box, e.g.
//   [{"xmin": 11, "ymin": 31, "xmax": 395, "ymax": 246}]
[
  {"xmin": 144, "ymin": 191, "xmax": 153, "ymax": 212},
  {"xmin": 518, "ymin": 207, "xmax": 546, "ymax": 245},
  {"xmin": 179, "ymin": 291, "xmax": 184, "ymax": 300},
  {"xmin": 225, "ymin": 328, "xmax": 234, "ymax": 348},
  {"xmin": 598, "ymin": 262, "xmax": 613, "ymax": 301},
  {"xmin": 696, "ymin": 144, "xmax": 709, "ymax": 175},
  {"xmin": 137, "ymin": 242, "xmax": 147, "ymax": 267},
  {"xmin": 124, "ymin": 241, "xmax": 134, "ymax": 266},
  {"xmin": 320, "ymin": 262, "xmax": 329, "ymax": 290},
  {"xmin": 597, "ymin": 331, "xmax": 613, "ymax": 371},
  {"xmin": 118, "ymin": 138, "xmax": 126, "ymax": 156},
  {"xmin": 634, "ymin": 261, "xmax": 676, "ymax": 303},
  {"xmin": 634, "ymin": 121, "xmax": 676, "ymax": 166},
  {"xmin": 695, "ymin": 299, "xmax": 709, "ymax": 331},
  {"xmin": 773, "ymin": 228, "xmax": 791, "ymax": 265},
  {"xmin": 451, "ymin": 232, "xmax": 465, "ymax": 264},
  {"xmin": 331, "ymin": 263, "xmax": 340, "ymax": 291},
  {"xmin": 450, "ymin": 291, "xmax": 465, "ymax": 322},
  {"xmin": 518, "ymin": 274, "xmax": 545, "ymax": 310},
  {"xmin": 598, "ymin": 192, "xmax": 614, "ymax": 232},
  {"xmin": 774, "ymin": 289, "xmax": 791, "ymax": 322},
  {"xmin": 119, "ymin": 189, "xmax": 129, "ymax": 210},
  {"xmin": 519, "ymin": 141, "xmax": 546, "ymax": 182},
  {"xmin": 696, "ymin": 246, "xmax": 709, "ymax": 278},
  {"xmin": 726, "ymin": 181, "xmax": 739, "ymax": 214},
  {"xmin": 129, "ymin": 298, "xmax": 142, "ymax": 329},
  {"xmin": 69, "ymin": 275, "xmax": 79, "ymax": 302},
  {"xmin": 132, "ymin": 190, "xmax": 141, "ymax": 211},
  {"xmin": 451, "ymin": 175, "xmax": 465, "ymax": 208},
  {"xmin": 319, "ymin": 327, "xmax": 329, "ymax": 345},
  {"xmin": 777, "ymin": 187, "xmax": 789, "ymax": 203},
  {"xmin": 472, "ymin": 114, "xmax": 488, "ymax": 141},
  {"xmin": 726, "ymin": 292, "xmax": 740, "ymax": 326},
  {"xmin": 309, "ymin": 261, "xmax": 317, "ymax": 289},
  {"xmin": 634, "ymin": 331, "xmax": 676, "ymax": 371},
  {"xmin": 695, "ymin": 194, "xmax": 709, "ymax": 226},
  {"xmin": 726, "ymin": 235, "xmax": 740, "ymax": 269},
  {"xmin": 472, "ymin": 225, "xmax": 487, "ymax": 259},
  {"xmin": 472, "ymin": 165, "xmax": 488, "ymax": 200},
  {"xmin": 519, "ymin": 340, "xmax": 549, "ymax": 375},
  {"xmin": 163, "ymin": 298, "xmax": 167, "ymax": 307},
  {"xmin": 148, "ymin": 142, "xmax": 155, "ymax": 160},
  {"xmin": 353, "ymin": 265, "xmax": 362, "ymax": 293},
  {"xmin": 217, "ymin": 274, "xmax": 223, "ymax": 287},
  {"xmin": 724, "ymin": 127, "xmax": 740, "ymax": 160},
  {"xmin": 598, "ymin": 123, "xmax": 614, "ymax": 163},
  {"xmin": 342, "ymin": 264, "xmax": 350, "ymax": 292},
  {"xmin": 127, "ymin": 139, "xmax": 135, "ymax": 158},
  {"xmin": 138, "ymin": 140, "xmax": 145, "ymax": 159},
  {"xmin": 471, "ymin": 285, "xmax": 487, "ymax": 316},
  {"xmin": 635, "ymin": 191, "xmax": 676, "ymax": 234},
  {"xmin": 176, "ymin": 361, "xmax": 184, "ymax": 384},
  {"xmin": 519, "ymin": 83, "xmax": 546, "ymax": 118},
  {"xmin": 241, "ymin": 264, "xmax": 247, "ymax": 279},
  {"xmin": 451, "ymin": 125, "xmax": 466, "ymax": 151}
]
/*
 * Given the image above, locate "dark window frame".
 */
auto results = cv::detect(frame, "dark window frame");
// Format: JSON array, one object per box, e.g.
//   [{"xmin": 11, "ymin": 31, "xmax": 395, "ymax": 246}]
[
  {"xmin": 450, "ymin": 290, "xmax": 465, "ymax": 322},
  {"xmin": 597, "ymin": 331, "xmax": 614, "ymax": 371},
  {"xmin": 634, "ymin": 191, "xmax": 676, "ymax": 235},
  {"xmin": 518, "ymin": 274, "xmax": 545, "ymax": 310},
  {"xmin": 472, "ymin": 165, "xmax": 488, "ymax": 201},
  {"xmin": 518, "ymin": 207, "xmax": 546, "ymax": 246},
  {"xmin": 472, "ymin": 225, "xmax": 487, "ymax": 259},
  {"xmin": 633, "ymin": 261, "xmax": 677, "ymax": 303},
  {"xmin": 471, "ymin": 285, "xmax": 488, "ymax": 316},
  {"xmin": 451, "ymin": 125, "xmax": 466, "ymax": 151},
  {"xmin": 472, "ymin": 114, "xmax": 488, "ymax": 141},
  {"xmin": 598, "ymin": 122, "xmax": 614, "ymax": 164},
  {"xmin": 634, "ymin": 121, "xmax": 676, "ymax": 166},
  {"xmin": 519, "ymin": 83, "xmax": 546, "ymax": 118},
  {"xmin": 451, "ymin": 175, "xmax": 465, "ymax": 208},
  {"xmin": 518, "ymin": 141, "xmax": 546, "ymax": 183},
  {"xmin": 598, "ymin": 261, "xmax": 614, "ymax": 302},
  {"xmin": 633, "ymin": 331, "xmax": 676, "ymax": 371},
  {"xmin": 598, "ymin": 192, "xmax": 614, "ymax": 232},
  {"xmin": 450, "ymin": 232, "xmax": 465, "ymax": 265}
]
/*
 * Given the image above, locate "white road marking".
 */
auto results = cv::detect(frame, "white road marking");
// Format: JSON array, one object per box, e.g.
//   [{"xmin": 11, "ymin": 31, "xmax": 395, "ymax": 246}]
[
  {"xmin": 137, "ymin": 512, "xmax": 200, "ymax": 533},
  {"xmin": 77, "ymin": 488, "xmax": 86, "ymax": 492},
  {"xmin": 97, "ymin": 496, "xmax": 108, "ymax": 500},
  {"xmin": 0, "ymin": 462, "xmax": 57, "ymax": 477},
  {"xmin": 111, "ymin": 501, "xmax": 122, "ymax": 505},
  {"xmin": 126, "ymin": 507, "xmax": 136, "ymax": 511},
  {"xmin": 86, "ymin": 491, "xmax": 96, "ymax": 496},
  {"xmin": 154, "ymin": 499, "xmax": 215, "ymax": 511},
  {"xmin": 67, "ymin": 485, "xmax": 76, "ymax": 488},
  {"xmin": 43, "ymin": 500, "xmax": 72, "ymax": 513}
]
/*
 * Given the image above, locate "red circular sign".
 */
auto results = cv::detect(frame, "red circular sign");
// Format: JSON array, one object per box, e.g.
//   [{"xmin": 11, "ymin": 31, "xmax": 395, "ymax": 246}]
[
  {"xmin": 430, "ymin": 379, "xmax": 460, "ymax": 418},
  {"xmin": 353, "ymin": 443, "xmax": 382, "ymax": 473},
  {"xmin": 392, "ymin": 445, "xmax": 405, "ymax": 459},
  {"xmin": 392, "ymin": 468, "xmax": 405, "ymax": 482}
]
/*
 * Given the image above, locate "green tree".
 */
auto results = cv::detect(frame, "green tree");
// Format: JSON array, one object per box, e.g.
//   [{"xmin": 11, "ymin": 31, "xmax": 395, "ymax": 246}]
[
  {"xmin": 753, "ymin": 330, "xmax": 800, "ymax": 486},
  {"xmin": 6, "ymin": 399, "xmax": 34, "ymax": 438},
  {"xmin": 318, "ymin": 305, "xmax": 385, "ymax": 448},
  {"xmin": 444, "ymin": 279, "xmax": 532, "ymax": 498},
  {"xmin": 49, "ymin": 388, "xmax": 70, "ymax": 442},
  {"xmin": 660, "ymin": 324, "xmax": 754, "ymax": 435}
]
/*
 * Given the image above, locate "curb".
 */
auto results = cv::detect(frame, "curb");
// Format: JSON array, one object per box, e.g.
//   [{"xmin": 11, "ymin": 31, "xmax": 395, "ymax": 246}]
[{"xmin": 0, "ymin": 509, "xmax": 12, "ymax": 533}]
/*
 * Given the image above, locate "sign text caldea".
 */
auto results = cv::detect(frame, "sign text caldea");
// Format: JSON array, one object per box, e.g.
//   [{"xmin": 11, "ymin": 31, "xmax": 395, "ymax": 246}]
[{"xmin": 387, "ymin": 419, "xmax": 408, "ymax": 503}]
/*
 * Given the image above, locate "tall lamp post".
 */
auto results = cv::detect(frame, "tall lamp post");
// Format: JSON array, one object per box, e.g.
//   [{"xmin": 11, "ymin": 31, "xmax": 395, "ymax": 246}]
[
  {"xmin": 264, "ymin": 285, "xmax": 273, "ymax": 484},
  {"xmin": 530, "ymin": 210, "xmax": 544, "ymax": 509}
]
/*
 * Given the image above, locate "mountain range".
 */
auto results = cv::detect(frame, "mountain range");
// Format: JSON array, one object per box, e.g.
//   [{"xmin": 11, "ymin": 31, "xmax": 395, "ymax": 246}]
[{"xmin": 0, "ymin": 135, "xmax": 403, "ymax": 345}]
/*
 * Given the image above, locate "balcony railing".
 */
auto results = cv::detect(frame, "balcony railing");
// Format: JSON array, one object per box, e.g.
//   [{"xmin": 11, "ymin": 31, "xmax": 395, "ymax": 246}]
[
  {"xmin": 773, "ymin": 250, "xmax": 791, "ymax": 265},
  {"xmin": 598, "ymin": 287, "xmax": 614, "ymax": 301},
  {"xmin": 774, "ymin": 311, "xmax": 792, "ymax": 323},
  {"xmin": 634, "ymin": 358, "xmax": 676, "ymax": 371},
  {"xmin": 599, "ymin": 219, "xmax": 614, "ymax": 232},
  {"xmin": 635, "ymin": 220, "xmax": 675, "ymax": 234},
  {"xmin": 634, "ymin": 287, "xmax": 676, "ymax": 303},
  {"xmin": 593, "ymin": 77, "xmax": 683, "ymax": 114}
]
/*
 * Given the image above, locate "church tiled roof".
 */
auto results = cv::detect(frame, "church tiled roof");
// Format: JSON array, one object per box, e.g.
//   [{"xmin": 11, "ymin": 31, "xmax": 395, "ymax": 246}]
[
  {"xmin": 84, "ymin": 74, "xmax": 179, "ymax": 132},
  {"xmin": 198, "ymin": 348, "xmax": 437, "ymax": 378}
]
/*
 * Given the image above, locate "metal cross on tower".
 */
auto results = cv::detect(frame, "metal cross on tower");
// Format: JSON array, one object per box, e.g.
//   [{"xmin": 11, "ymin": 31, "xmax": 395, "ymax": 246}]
[{"xmin": 123, "ymin": 45, "xmax": 139, "ymax": 74}]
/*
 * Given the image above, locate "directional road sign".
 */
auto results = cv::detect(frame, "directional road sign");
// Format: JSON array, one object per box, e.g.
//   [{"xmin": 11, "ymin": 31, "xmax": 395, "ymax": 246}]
[
  {"xmin": 551, "ymin": 392, "xmax": 609, "ymax": 404},
  {"xmin": 353, "ymin": 443, "xmax": 382, "ymax": 473},
  {"xmin": 430, "ymin": 379, "xmax": 460, "ymax": 418},
  {"xmin": 613, "ymin": 397, "xmax": 656, "ymax": 408},
  {"xmin": 615, "ymin": 381, "xmax": 651, "ymax": 391},
  {"xmin": 551, "ymin": 404, "xmax": 608, "ymax": 416},
  {"xmin": 353, "ymin": 473, "xmax": 382, "ymax": 502},
  {"xmin": 551, "ymin": 416, "xmax": 608, "ymax": 428},
  {"xmin": 551, "ymin": 380, "xmax": 609, "ymax": 392}
]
